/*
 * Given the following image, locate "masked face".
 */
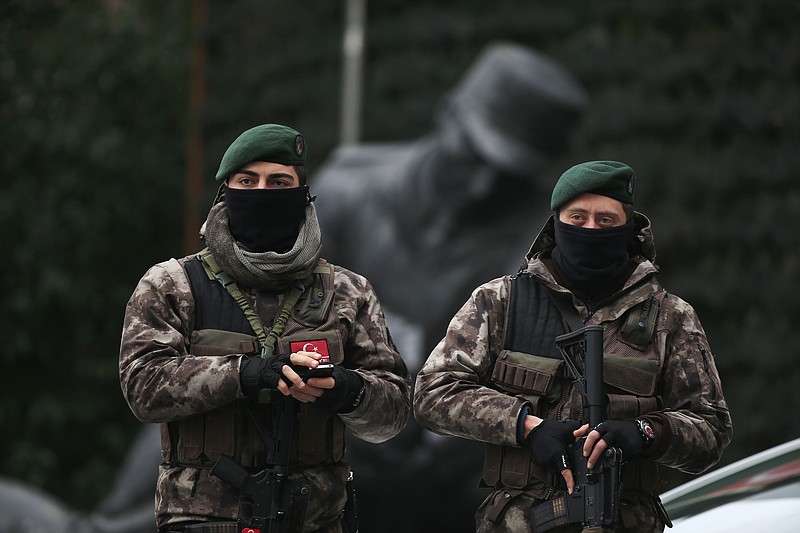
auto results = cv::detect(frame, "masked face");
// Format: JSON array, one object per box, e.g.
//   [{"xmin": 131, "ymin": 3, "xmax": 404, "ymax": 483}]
[
  {"xmin": 551, "ymin": 193, "xmax": 634, "ymax": 295},
  {"xmin": 224, "ymin": 185, "xmax": 309, "ymax": 253},
  {"xmin": 223, "ymin": 162, "xmax": 308, "ymax": 253}
]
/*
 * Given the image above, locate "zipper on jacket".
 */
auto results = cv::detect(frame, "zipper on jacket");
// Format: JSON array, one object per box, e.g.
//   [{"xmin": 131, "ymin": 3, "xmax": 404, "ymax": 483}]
[
  {"xmin": 583, "ymin": 275, "xmax": 654, "ymax": 322},
  {"xmin": 555, "ymin": 375, "xmax": 575, "ymax": 422}
]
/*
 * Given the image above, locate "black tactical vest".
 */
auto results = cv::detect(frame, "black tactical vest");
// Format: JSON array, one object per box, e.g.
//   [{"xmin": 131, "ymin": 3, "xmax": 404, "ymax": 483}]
[
  {"xmin": 503, "ymin": 273, "xmax": 568, "ymax": 358},
  {"xmin": 484, "ymin": 272, "xmax": 663, "ymax": 500},
  {"xmin": 185, "ymin": 258, "xmax": 254, "ymax": 335},
  {"xmin": 160, "ymin": 256, "xmax": 346, "ymax": 469}
]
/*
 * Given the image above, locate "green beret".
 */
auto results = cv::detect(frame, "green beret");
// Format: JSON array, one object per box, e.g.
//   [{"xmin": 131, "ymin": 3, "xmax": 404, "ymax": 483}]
[
  {"xmin": 550, "ymin": 160, "xmax": 636, "ymax": 210},
  {"xmin": 215, "ymin": 124, "xmax": 307, "ymax": 182}
]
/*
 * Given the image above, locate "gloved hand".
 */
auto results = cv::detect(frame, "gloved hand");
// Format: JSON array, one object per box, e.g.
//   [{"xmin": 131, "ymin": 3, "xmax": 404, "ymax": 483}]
[
  {"xmin": 240, "ymin": 354, "xmax": 292, "ymax": 398},
  {"xmin": 312, "ymin": 365, "xmax": 365, "ymax": 413},
  {"xmin": 593, "ymin": 420, "xmax": 646, "ymax": 458},
  {"xmin": 526, "ymin": 419, "xmax": 581, "ymax": 471}
]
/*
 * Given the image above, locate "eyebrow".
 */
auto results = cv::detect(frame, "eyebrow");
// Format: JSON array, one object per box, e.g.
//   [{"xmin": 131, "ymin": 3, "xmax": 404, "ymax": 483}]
[
  {"xmin": 564, "ymin": 207, "xmax": 590, "ymax": 216},
  {"xmin": 565, "ymin": 207, "xmax": 621, "ymax": 218},
  {"xmin": 233, "ymin": 169, "xmax": 258, "ymax": 177},
  {"xmin": 233, "ymin": 169, "xmax": 295, "ymax": 179}
]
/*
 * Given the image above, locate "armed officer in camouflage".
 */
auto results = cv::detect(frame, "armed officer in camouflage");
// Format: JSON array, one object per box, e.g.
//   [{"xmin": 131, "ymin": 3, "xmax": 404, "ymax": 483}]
[
  {"xmin": 120, "ymin": 124, "xmax": 411, "ymax": 533},
  {"xmin": 414, "ymin": 161, "xmax": 732, "ymax": 532}
]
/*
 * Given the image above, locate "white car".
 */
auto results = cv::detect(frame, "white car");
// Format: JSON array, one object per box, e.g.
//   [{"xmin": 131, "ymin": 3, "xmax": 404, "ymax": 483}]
[{"xmin": 661, "ymin": 438, "xmax": 800, "ymax": 532}]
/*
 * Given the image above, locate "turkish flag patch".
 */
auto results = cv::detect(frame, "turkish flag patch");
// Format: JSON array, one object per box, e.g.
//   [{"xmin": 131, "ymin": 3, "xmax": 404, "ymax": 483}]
[{"xmin": 290, "ymin": 339, "xmax": 330, "ymax": 361}]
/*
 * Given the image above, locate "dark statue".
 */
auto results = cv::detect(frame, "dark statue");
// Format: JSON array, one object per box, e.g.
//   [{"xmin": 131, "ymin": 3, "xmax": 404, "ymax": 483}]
[
  {"xmin": 313, "ymin": 42, "xmax": 587, "ymax": 533},
  {"xmin": 0, "ymin": 42, "xmax": 586, "ymax": 533}
]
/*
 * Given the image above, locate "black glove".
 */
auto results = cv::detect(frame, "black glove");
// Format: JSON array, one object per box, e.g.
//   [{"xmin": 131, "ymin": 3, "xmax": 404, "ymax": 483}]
[
  {"xmin": 240, "ymin": 354, "xmax": 292, "ymax": 398},
  {"xmin": 593, "ymin": 420, "xmax": 646, "ymax": 458},
  {"xmin": 526, "ymin": 419, "xmax": 581, "ymax": 472},
  {"xmin": 312, "ymin": 365, "xmax": 365, "ymax": 413}
]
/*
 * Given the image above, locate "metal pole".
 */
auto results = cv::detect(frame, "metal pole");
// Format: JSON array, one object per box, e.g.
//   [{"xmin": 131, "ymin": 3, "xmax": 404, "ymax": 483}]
[
  {"xmin": 340, "ymin": 0, "xmax": 366, "ymax": 145},
  {"xmin": 184, "ymin": 0, "xmax": 208, "ymax": 255}
]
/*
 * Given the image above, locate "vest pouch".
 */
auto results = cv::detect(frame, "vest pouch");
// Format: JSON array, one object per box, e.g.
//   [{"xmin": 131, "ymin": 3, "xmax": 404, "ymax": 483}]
[
  {"xmin": 295, "ymin": 404, "xmax": 346, "ymax": 465},
  {"xmin": 166, "ymin": 404, "xmax": 239, "ymax": 467},
  {"xmin": 603, "ymin": 353, "xmax": 660, "ymax": 397},
  {"xmin": 482, "ymin": 444, "xmax": 503, "ymax": 487},
  {"xmin": 607, "ymin": 393, "xmax": 660, "ymax": 420},
  {"xmin": 278, "ymin": 330, "xmax": 345, "ymax": 365},
  {"xmin": 620, "ymin": 457, "xmax": 661, "ymax": 494},
  {"xmin": 482, "ymin": 443, "xmax": 556, "ymax": 492},
  {"xmin": 491, "ymin": 350, "xmax": 564, "ymax": 402},
  {"xmin": 203, "ymin": 406, "xmax": 235, "ymax": 463},
  {"xmin": 176, "ymin": 416, "xmax": 205, "ymax": 462},
  {"xmin": 618, "ymin": 296, "xmax": 660, "ymax": 351},
  {"xmin": 294, "ymin": 268, "xmax": 335, "ymax": 326},
  {"xmin": 500, "ymin": 446, "xmax": 531, "ymax": 488},
  {"xmin": 190, "ymin": 328, "xmax": 259, "ymax": 356}
]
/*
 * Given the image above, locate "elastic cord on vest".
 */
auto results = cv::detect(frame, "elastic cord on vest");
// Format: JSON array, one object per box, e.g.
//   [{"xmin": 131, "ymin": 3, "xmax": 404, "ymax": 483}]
[{"xmin": 198, "ymin": 251, "xmax": 305, "ymax": 358}]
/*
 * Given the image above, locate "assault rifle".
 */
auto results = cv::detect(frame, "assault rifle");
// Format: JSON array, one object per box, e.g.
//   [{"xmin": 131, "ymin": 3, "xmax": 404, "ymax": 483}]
[
  {"xmin": 530, "ymin": 325, "xmax": 623, "ymax": 531},
  {"xmin": 212, "ymin": 395, "xmax": 309, "ymax": 533}
]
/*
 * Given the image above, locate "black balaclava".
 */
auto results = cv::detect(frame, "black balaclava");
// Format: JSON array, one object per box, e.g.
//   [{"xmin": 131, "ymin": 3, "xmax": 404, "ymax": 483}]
[
  {"xmin": 551, "ymin": 217, "xmax": 635, "ymax": 296},
  {"xmin": 224, "ymin": 185, "xmax": 310, "ymax": 253}
]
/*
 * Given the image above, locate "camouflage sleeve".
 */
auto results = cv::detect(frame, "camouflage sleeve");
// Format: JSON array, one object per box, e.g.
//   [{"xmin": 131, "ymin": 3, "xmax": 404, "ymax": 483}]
[
  {"xmin": 646, "ymin": 295, "xmax": 733, "ymax": 474},
  {"xmin": 413, "ymin": 278, "xmax": 529, "ymax": 448},
  {"xmin": 334, "ymin": 269, "xmax": 412, "ymax": 443},
  {"xmin": 119, "ymin": 259, "xmax": 241, "ymax": 423}
]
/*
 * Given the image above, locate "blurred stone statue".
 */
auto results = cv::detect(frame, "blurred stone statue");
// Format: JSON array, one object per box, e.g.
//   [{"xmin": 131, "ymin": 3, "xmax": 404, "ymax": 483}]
[
  {"xmin": 316, "ymin": 41, "xmax": 587, "ymax": 368},
  {"xmin": 313, "ymin": 41, "xmax": 587, "ymax": 533},
  {"xmin": 0, "ymin": 424, "xmax": 160, "ymax": 533},
  {"xmin": 0, "ymin": 41, "xmax": 585, "ymax": 533}
]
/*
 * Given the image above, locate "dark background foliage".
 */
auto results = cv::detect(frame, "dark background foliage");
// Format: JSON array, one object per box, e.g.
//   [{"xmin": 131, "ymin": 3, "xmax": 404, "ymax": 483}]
[{"xmin": 1, "ymin": 0, "xmax": 798, "ymax": 516}]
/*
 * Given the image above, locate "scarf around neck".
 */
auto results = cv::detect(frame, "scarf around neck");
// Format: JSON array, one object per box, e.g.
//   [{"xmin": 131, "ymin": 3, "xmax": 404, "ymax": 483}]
[{"xmin": 203, "ymin": 200, "xmax": 322, "ymax": 291}]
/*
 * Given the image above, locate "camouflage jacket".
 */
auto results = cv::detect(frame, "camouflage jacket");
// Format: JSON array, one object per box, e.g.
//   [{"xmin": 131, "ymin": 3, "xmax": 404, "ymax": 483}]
[
  {"xmin": 414, "ymin": 213, "xmax": 732, "ymax": 527},
  {"xmin": 120, "ymin": 252, "xmax": 411, "ymax": 530}
]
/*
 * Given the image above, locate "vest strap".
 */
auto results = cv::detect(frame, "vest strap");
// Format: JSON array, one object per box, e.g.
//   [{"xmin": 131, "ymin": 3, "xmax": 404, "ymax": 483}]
[
  {"xmin": 198, "ymin": 251, "xmax": 270, "ymax": 349},
  {"xmin": 197, "ymin": 251, "xmax": 305, "ymax": 358}
]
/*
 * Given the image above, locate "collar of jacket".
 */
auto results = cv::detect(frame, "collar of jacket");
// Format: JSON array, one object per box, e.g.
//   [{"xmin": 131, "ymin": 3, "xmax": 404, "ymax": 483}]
[
  {"xmin": 522, "ymin": 212, "xmax": 657, "ymax": 265},
  {"xmin": 524, "ymin": 257, "xmax": 662, "ymax": 324}
]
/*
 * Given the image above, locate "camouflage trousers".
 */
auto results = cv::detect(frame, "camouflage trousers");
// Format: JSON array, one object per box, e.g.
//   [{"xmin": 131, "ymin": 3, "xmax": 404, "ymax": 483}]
[{"xmin": 475, "ymin": 488, "xmax": 665, "ymax": 533}]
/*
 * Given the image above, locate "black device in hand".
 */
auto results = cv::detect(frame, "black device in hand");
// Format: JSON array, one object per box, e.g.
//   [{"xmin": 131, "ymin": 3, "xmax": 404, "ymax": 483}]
[{"xmin": 301, "ymin": 356, "xmax": 334, "ymax": 381}]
